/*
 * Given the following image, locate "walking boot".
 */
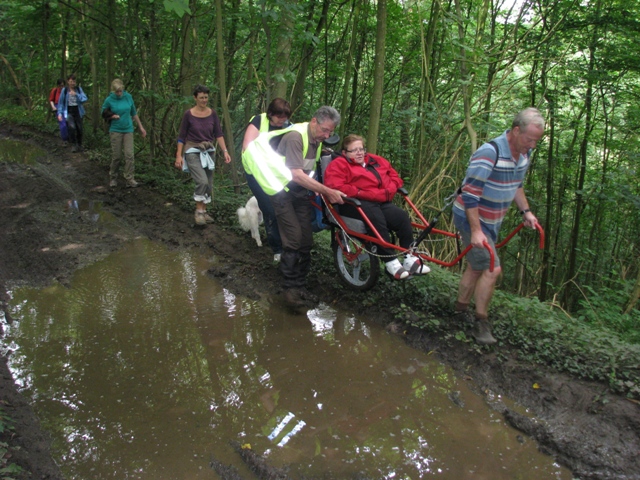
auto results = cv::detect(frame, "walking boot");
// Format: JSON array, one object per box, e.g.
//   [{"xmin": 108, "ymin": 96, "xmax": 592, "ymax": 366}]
[
  {"xmin": 471, "ymin": 318, "xmax": 497, "ymax": 345},
  {"xmin": 453, "ymin": 309, "xmax": 475, "ymax": 326}
]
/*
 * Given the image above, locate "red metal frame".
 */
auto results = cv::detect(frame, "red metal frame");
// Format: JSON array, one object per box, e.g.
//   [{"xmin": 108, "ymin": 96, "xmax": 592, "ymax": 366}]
[{"xmin": 316, "ymin": 193, "xmax": 545, "ymax": 273}]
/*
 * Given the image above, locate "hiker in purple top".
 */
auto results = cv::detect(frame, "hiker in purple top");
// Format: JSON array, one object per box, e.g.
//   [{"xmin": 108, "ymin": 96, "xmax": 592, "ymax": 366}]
[{"xmin": 174, "ymin": 85, "xmax": 232, "ymax": 226}]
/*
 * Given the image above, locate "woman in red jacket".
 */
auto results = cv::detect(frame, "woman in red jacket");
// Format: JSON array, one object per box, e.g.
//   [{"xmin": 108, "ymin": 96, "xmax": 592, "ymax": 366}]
[{"xmin": 324, "ymin": 134, "xmax": 429, "ymax": 280}]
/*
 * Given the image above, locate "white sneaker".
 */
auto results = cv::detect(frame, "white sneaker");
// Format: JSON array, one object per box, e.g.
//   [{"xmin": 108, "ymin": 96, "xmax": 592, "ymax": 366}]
[
  {"xmin": 385, "ymin": 259, "xmax": 409, "ymax": 280},
  {"xmin": 404, "ymin": 254, "xmax": 430, "ymax": 275}
]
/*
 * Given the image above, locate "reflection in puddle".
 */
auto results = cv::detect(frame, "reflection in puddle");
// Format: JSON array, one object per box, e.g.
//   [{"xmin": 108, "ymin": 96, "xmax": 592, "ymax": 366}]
[
  {"xmin": 65, "ymin": 198, "xmax": 116, "ymax": 223},
  {"xmin": 5, "ymin": 239, "xmax": 572, "ymax": 479},
  {"xmin": 0, "ymin": 138, "xmax": 46, "ymax": 164}
]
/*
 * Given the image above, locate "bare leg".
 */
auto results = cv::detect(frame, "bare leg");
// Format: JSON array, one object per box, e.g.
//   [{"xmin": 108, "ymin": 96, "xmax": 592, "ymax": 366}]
[
  {"xmin": 472, "ymin": 267, "xmax": 501, "ymax": 317},
  {"xmin": 456, "ymin": 265, "xmax": 502, "ymax": 317}
]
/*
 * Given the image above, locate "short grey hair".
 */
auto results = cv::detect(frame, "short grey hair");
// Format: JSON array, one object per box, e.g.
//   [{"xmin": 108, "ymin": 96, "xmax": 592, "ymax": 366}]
[
  {"xmin": 313, "ymin": 106, "xmax": 341, "ymax": 126},
  {"xmin": 512, "ymin": 107, "xmax": 545, "ymax": 130}
]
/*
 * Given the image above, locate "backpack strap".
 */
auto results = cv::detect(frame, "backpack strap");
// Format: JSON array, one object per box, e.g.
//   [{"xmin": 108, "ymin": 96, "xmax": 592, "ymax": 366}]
[
  {"xmin": 488, "ymin": 140, "xmax": 499, "ymax": 161},
  {"xmin": 455, "ymin": 140, "xmax": 500, "ymax": 195}
]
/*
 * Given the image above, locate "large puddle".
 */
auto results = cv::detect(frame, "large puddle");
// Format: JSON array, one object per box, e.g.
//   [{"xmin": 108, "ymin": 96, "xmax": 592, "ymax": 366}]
[{"xmin": 4, "ymin": 239, "xmax": 571, "ymax": 479}]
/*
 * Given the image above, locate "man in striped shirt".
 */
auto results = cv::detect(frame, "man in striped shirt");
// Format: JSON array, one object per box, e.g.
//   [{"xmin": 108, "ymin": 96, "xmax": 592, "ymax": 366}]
[{"xmin": 452, "ymin": 108, "xmax": 545, "ymax": 345}]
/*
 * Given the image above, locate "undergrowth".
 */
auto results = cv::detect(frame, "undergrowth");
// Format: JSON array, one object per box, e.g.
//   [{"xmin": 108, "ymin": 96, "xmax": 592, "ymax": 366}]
[{"xmin": 0, "ymin": 405, "xmax": 24, "ymax": 480}]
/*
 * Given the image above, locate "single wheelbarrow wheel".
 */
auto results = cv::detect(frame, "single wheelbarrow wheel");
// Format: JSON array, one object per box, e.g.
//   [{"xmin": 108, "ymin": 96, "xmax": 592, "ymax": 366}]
[{"xmin": 332, "ymin": 231, "xmax": 380, "ymax": 291}]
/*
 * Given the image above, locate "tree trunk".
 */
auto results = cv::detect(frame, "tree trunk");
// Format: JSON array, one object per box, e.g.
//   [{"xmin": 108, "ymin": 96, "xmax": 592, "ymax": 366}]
[
  {"xmin": 290, "ymin": 0, "xmax": 329, "ymax": 113},
  {"xmin": 338, "ymin": 0, "xmax": 360, "ymax": 138},
  {"xmin": 366, "ymin": 0, "xmax": 387, "ymax": 153},
  {"xmin": 215, "ymin": 0, "xmax": 240, "ymax": 191},
  {"xmin": 454, "ymin": 0, "xmax": 476, "ymax": 152},
  {"xmin": 564, "ymin": 0, "xmax": 600, "ymax": 308},
  {"xmin": 272, "ymin": 2, "xmax": 295, "ymax": 99}
]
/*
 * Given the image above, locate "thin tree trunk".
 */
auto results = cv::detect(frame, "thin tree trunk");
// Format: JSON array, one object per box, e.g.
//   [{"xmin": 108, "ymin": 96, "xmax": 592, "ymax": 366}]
[
  {"xmin": 272, "ymin": 2, "xmax": 295, "ymax": 99},
  {"xmin": 564, "ymin": 7, "xmax": 599, "ymax": 308},
  {"xmin": 454, "ymin": 0, "xmax": 476, "ymax": 151},
  {"xmin": 149, "ymin": 6, "xmax": 158, "ymax": 163},
  {"xmin": 290, "ymin": 0, "xmax": 329, "ymax": 113},
  {"xmin": 338, "ymin": 0, "xmax": 359, "ymax": 138},
  {"xmin": 215, "ymin": 0, "xmax": 240, "ymax": 191},
  {"xmin": 366, "ymin": 0, "xmax": 387, "ymax": 153}
]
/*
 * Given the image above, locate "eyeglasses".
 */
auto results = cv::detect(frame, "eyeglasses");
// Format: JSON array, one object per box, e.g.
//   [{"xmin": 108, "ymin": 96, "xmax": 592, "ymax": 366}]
[{"xmin": 346, "ymin": 147, "xmax": 366, "ymax": 154}]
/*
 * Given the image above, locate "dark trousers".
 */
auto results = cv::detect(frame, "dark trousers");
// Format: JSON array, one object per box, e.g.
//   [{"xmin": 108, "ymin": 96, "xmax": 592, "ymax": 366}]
[
  {"xmin": 271, "ymin": 187, "xmax": 314, "ymax": 289},
  {"xmin": 339, "ymin": 200, "xmax": 414, "ymax": 258},
  {"xmin": 66, "ymin": 106, "xmax": 83, "ymax": 146},
  {"xmin": 246, "ymin": 173, "xmax": 282, "ymax": 254}
]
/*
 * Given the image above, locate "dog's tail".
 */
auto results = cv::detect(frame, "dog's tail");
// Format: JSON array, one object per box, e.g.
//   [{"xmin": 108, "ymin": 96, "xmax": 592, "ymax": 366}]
[{"xmin": 237, "ymin": 207, "xmax": 252, "ymax": 232}]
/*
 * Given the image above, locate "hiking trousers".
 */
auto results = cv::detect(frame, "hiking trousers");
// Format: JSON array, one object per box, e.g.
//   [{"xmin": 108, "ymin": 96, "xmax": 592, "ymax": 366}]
[
  {"xmin": 271, "ymin": 187, "xmax": 313, "ymax": 289},
  {"xmin": 109, "ymin": 132, "xmax": 135, "ymax": 181}
]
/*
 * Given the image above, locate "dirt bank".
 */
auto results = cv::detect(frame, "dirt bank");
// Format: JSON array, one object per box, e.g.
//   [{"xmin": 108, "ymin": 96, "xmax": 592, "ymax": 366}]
[{"xmin": 0, "ymin": 122, "xmax": 638, "ymax": 479}]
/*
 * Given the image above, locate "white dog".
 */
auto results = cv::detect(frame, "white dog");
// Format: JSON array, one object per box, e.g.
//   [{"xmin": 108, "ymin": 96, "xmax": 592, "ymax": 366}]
[{"xmin": 237, "ymin": 196, "xmax": 264, "ymax": 247}]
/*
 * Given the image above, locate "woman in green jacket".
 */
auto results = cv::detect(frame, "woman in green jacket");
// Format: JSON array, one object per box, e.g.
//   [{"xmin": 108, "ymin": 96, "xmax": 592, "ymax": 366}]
[{"xmin": 101, "ymin": 79, "xmax": 147, "ymax": 188}]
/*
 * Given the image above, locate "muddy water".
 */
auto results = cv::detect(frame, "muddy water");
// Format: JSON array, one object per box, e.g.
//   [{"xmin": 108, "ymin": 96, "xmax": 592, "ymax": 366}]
[
  {"xmin": 0, "ymin": 138, "xmax": 45, "ymax": 164},
  {"xmin": 4, "ymin": 239, "xmax": 572, "ymax": 479}
]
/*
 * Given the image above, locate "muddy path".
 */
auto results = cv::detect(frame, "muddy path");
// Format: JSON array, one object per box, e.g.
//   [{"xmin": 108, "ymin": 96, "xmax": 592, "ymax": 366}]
[{"xmin": 0, "ymin": 122, "xmax": 638, "ymax": 479}]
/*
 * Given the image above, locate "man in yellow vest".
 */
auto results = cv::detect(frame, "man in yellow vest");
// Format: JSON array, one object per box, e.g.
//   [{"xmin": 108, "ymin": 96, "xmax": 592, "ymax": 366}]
[{"xmin": 243, "ymin": 106, "xmax": 345, "ymax": 308}]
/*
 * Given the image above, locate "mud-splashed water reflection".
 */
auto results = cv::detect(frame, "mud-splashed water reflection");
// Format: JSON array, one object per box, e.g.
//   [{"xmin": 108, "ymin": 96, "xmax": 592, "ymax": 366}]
[{"xmin": 5, "ymin": 239, "xmax": 571, "ymax": 479}]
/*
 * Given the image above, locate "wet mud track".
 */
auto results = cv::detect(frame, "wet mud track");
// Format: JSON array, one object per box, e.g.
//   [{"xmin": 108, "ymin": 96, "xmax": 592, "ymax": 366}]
[{"xmin": 0, "ymin": 122, "xmax": 638, "ymax": 479}]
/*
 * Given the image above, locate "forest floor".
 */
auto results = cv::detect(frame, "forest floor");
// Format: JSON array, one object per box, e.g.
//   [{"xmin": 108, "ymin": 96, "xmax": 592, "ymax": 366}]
[{"xmin": 0, "ymin": 121, "xmax": 639, "ymax": 480}]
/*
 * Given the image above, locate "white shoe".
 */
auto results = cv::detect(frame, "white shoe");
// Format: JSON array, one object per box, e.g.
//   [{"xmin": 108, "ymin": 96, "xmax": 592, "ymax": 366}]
[
  {"xmin": 404, "ymin": 254, "xmax": 430, "ymax": 274},
  {"xmin": 385, "ymin": 259, "xmax": 409, "ymax": 280},
  {"xmin": 273, "ymin": 253, "xmax": 281, "ymax": 263}
]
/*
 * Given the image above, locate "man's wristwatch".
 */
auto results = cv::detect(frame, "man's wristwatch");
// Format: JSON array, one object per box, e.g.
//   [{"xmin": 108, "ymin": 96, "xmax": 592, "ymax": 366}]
[{"xmin": 520, "ymin": 208, "xmax": 531, "ymax": 215}]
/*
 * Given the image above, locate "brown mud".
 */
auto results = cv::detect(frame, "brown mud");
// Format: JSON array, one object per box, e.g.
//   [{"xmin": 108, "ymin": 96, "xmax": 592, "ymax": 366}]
[{"xmin": 0, "ymin": 122, "xmax": 638, "ymax": 479}]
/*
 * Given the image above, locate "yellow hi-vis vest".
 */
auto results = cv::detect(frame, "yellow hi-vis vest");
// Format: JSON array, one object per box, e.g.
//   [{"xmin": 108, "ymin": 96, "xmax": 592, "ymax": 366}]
[
  {"xmin": 242, "ymin": 122, "xmax": 321, "ymax": 195},
  {"xmin": 255, "ymin": 113, "xmax": 269, "ymax": 133}
]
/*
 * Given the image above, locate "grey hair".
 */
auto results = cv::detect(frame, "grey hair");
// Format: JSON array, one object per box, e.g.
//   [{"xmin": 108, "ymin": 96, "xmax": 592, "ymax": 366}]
[
  {"xmin": 512, "ymin": 107, "xmax": 545, "ymax": 130},
  {"xmin": 313, "ymin": 106, "xmax": 341, "ymax": 126}
]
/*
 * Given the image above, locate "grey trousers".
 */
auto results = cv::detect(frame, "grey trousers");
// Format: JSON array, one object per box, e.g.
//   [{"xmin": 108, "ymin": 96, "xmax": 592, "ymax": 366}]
[{"xmin": 185, "ymin": 152, "xmax": 213, "ymax": 204}]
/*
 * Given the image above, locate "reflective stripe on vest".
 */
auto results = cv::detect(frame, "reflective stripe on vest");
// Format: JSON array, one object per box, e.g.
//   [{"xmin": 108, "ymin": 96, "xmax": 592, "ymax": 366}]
[{"xmin": 241, "ymin": 123, "xmax": 320, "ymax": 195}]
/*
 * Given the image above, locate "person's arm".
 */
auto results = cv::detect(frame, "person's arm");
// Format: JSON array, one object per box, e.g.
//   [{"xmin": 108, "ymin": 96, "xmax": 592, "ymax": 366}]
[
  {"xmin": 215, "ymin": 136, "xmax": 232, "ymax": 164},
  {"xmin": 324, "ymin": 158, "xmax": 357, "ymax": 197},
  {"xmin": 57, "ymin": 89, "xmax": 65, "ymax": 121},
  {"xmin": 174, "ymin": 141, "xmax": 184, "ymax": 169},
  {"xmin": 290, "ymin": 169, "xmax": 345, "ymax": 204},
  {"xmin": 513, "ymin": 187, "xmax": 538, "ymax": 229},
  {"xmin": 133, "ymin": 115, "xmax": 147, "ymax": 138},
  {"xmin": 49, "ymin": 89, "xmax": 57, "ymax": 111},
  {"xmin": 175, "ymin": 112, "xmax": 189, "ymax": 169},
  {"xmin": 464, "ymin": 207, "xmax": 487, "ymax": 248},
  {"xmin": 242, "ymin": 124, "xmax": 260, "ymax": 151}
]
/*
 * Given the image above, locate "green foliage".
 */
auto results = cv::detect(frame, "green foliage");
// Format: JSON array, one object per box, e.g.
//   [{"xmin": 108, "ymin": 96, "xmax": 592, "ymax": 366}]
[
  {"xmin": 575, "ymin": 283, "xmax": 640, "ymax": 344},
  {"xmin": 0, "ymin": 407, "xmax": 23, "ymax": 480}
]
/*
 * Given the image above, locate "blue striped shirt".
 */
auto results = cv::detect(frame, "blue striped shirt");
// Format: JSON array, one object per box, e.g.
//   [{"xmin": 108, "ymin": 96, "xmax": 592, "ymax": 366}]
[{"xmin": 453, "ymin": 131, "xmax": 531, "ymax": 241}]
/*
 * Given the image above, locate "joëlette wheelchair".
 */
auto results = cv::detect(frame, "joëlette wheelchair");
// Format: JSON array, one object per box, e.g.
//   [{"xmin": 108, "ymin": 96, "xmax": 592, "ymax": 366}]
[{"xmin": 314, "ymin": 147, "xmax": 544, "ymax": 292}]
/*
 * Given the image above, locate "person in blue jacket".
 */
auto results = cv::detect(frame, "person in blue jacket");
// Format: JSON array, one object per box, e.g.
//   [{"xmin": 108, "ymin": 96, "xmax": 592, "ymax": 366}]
[
  {"xmin": 101, "ymin": 79, "xmax": 147, "ymax": 188},
  {"xmin": 57, "ymin": 74, "xmax": 88, "ymax": 153}
]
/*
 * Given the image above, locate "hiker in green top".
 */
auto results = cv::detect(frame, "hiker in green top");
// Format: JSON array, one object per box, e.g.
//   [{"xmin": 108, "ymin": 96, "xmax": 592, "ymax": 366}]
[{"xmin": 102, "ymin": 79, "xmax": 147, "ymax": 188}]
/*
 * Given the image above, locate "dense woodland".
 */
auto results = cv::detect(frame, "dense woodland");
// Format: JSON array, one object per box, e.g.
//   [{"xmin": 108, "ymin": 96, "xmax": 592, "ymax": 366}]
[{"xmin": 1, "ymin": 0, "xmax": 639, "ymax": 334}]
